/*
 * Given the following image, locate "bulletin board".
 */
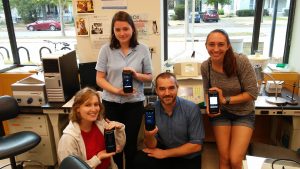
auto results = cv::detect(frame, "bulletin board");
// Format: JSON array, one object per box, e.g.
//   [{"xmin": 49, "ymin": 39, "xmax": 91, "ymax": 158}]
[{"xmin": 72, "ymin": 0, "xmax": 163, "ymax": 76}]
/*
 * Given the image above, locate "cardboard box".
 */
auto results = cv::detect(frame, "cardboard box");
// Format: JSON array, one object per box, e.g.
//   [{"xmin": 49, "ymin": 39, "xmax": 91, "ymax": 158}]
[{"xmin": 173, "ymin": 62, "xmax": 201, "ymax": 77}]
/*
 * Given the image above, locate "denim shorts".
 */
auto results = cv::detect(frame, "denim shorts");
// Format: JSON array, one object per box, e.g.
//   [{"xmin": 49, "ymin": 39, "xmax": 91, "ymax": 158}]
[{"xmin": 209, "ymin": 109, "xmax": 255, "ymax": 129}]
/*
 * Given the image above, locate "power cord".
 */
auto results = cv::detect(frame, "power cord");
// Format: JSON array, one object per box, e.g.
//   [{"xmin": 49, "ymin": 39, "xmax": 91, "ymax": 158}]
[
  {"xmin": 0, "ymin": 163, "xmax": 11, "ymax": 169},
  {"xmin": 19, "ymin": 160, "xmax": 45, "ymax": 169},
  {"xmin": 271, "ymin": 158, "xmax": 300, "ymax": 169}
]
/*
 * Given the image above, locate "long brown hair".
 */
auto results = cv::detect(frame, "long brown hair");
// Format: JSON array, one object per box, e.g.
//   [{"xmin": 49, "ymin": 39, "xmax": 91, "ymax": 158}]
[
  {"xmin": 110, "ymin": 11, "xmax": 139, "ymax": 49},
  {"xmin": 69, "ymin": 87, "xmax": 104, "ymax": 123},
  {"xmin": 206, "ymin": 29, "xmax": 237, "ymax": 77}
]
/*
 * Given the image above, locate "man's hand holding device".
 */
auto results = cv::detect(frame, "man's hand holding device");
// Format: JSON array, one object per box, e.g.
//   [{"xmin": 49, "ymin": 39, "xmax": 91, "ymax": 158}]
[{"xmin": 145, "ymin": 106, "xmax": 156, "ymax": 131}]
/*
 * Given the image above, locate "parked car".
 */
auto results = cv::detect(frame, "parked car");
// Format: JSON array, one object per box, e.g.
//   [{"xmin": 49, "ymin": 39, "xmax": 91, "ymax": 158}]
[
  {"xmin": 202, "ymin": 9, "xmax": 219, "ymax": 22},
  {"xmin": 26, "ymin": 20, "xmax": 61, "ymax": 31},
  {"xmin": 189, "ymin": 12, "xmax": 201, "ymax": 23}
]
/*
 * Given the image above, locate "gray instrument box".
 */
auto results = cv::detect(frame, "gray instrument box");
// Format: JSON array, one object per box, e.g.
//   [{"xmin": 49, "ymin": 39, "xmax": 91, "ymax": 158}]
[{"xmin": 11, "ymin": 74, "xmax": 47, "ymax": 106}]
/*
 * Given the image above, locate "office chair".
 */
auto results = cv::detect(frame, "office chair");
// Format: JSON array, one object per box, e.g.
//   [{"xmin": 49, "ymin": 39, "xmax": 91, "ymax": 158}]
[
  {"xmin": 59, "ymin": 155, "xmax": 91, "ymax": 169},
  {"xmin": 0, "ymin": 95, "xmax": 41, "ymax": 169}
]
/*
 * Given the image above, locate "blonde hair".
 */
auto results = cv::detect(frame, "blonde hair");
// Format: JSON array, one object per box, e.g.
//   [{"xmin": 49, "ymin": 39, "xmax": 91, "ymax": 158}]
[{"xmin": 69, "ymin": 87, "xmax": 104, "ymax": 123}]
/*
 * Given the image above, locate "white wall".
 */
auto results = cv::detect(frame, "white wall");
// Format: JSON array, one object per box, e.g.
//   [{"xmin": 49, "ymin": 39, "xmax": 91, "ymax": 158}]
[
  {"xmin": 288, "ymin": 1, "xmax": 300, "ymax": 73},
  {"xmin": 72, "ymin": 0, "xmax": 163, "ymax": 77}
]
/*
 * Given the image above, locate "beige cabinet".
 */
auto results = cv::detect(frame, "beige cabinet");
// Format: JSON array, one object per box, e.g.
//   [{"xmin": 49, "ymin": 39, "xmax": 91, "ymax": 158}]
[{"xmin": 7, "ymin": 114, "xmax": 57, "ymax": 166}]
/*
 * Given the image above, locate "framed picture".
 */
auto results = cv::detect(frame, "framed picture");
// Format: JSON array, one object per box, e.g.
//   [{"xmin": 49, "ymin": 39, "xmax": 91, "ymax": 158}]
[
  {"xmin": 91, "ymin": 23, "xmax": 103, "ymax": 35},
  {"xmin": 76, "ymin": 0, "xmax": 94, "ymax": 13},
  {"xmin": 76, "ymin": 17, "xmax": 89, "ymax": 36}
]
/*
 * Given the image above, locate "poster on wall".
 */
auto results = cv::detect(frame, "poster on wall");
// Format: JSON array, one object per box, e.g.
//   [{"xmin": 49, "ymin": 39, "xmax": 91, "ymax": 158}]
[
  {"xmin": 89, "ymin": 15, "xmax": 110, "ymax": 50},
  {"xmin": 132, "ymin": 14, "xmax": 148, "ymax": 40},
  {"xmin": 101, "ymin": 0, "xmax": 127, "ymax": 9},
  {"xmin": 76, "ymin": 16, "xmax": 90, "ymax": 36},
  {"xmin": 76, "ymin": 0, "xmax": 94, "ymax": 13}
]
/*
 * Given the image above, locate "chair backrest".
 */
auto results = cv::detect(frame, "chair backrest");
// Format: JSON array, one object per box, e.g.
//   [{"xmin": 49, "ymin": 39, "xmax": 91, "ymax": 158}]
[
  {"xmin": 59, "ymin": 155, "xmax": 91, "ymax": 169},
  {"xmin": 0, "ymin": 95, "xmax": 19, "ymax": 122}
]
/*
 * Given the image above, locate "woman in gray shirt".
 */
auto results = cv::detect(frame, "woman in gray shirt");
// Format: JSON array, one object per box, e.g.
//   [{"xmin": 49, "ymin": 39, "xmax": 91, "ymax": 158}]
[{"xmin": 201, "ymin": 29, "xmax": 258, "ymax": 169}]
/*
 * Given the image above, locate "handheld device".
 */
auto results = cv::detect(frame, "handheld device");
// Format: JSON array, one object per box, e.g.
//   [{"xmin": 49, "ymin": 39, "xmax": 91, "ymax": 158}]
[
  {"xmin": 104, "ymin": 128, "xmax": 116, "ymax": 153},
  {"xmin": 145, "ymin": 106, "xmax": 155, "ymax": 131},
  {"xmin": 208, "ymin": 90, "xmax": 220, "ymax": 114},
  {"xmin": 122, "ymin": 70, "xmax": 133, "ymax": 93}
]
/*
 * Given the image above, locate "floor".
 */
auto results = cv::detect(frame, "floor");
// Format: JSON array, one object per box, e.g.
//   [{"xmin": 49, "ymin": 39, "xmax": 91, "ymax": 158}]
[
  {"xmin": 0, "ymin": 159, "xmax": 48, "ymax": 169},
  {"xmin": 202, "ymin": 142, "xmax": 219, "ymax": 169},
  {"xmin": 1, "ymin": 142, "xmax": 299, "ymax": 169},
  {"xmin": 0, "ymin": 143, "xmax": 220, "ymax": 169}
]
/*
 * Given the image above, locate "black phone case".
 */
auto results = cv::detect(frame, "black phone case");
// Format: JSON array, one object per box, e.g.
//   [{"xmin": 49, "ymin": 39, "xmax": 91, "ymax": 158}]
[
  {"xmin": 104, "ymin": 129, "xmax": 116, "ymax": 153},
  {"xmin": 145, "ymin": 107, "xmax": 155, "ymax": 131},
  {"xmin": 208, "ymin": 90, "xmax": 220, "ymax": 114},
  {"xmin": 122, "ymin": 71, "xmax": 133, "ymax": 93}
]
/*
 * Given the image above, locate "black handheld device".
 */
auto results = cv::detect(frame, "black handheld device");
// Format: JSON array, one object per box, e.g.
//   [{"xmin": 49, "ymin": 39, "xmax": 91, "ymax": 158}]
[
  {"xmin": 122, "ymin": 70, "xmax": 133, "ymax": 93},
  {"xmin": 104, "ymin": 128, "xmax": 116, "ymax": 153},
  {"xmin": 208, "ymin": 90, "xmax": 220, "ymax": 114},
  {"xmin": 145, "ymin": 106, "xmax": 155, "ymax": 131}
]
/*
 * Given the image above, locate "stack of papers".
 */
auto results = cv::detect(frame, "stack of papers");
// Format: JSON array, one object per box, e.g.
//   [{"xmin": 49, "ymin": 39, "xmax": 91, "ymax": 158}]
[{"xmin": 267, "ymin": 63, "xmax": 291, "ymax": 72}]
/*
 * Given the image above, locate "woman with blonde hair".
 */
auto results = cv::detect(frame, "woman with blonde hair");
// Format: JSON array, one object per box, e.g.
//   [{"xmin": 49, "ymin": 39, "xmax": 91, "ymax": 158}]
[{"xmin": 58, "ymin": 87, "xmax": 126, "ymax": 169}]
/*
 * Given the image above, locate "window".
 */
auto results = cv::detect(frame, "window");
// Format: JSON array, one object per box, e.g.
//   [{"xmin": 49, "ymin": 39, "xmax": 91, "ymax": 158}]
[
  {"xmin": 0, "ymin": 0, "xmax": 76, "ymax": 72},
  {"xmin": 165, "ymin": 0, "xmax": 295, "ymax": 67}
]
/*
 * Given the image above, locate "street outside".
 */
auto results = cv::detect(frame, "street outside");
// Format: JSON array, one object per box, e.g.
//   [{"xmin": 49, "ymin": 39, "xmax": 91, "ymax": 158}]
[
  {"xmin": 167, "ymin": 16, "xmax": 287, "ymax": 64},
  {"xmin": 0, "ymin": 16, "xmax": 288, "ymax": 65}
]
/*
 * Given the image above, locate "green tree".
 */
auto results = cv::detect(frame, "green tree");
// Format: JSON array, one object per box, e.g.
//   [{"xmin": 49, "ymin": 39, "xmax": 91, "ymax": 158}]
[
  {"xmin": 174, "ymin": 4, "xmax": 185, "ymax": 20},
  {"xmin": 54, "ymin": 0, "xmax": 72, "ymax": 36},
  {"xmin": 205, "ymin": 0, "xmax": 231, "ymax": 10},
  {"xmin": 10, "ymin": 0, "xmax": 56, "ymax": 23},
  {"xmin": 10, "ymin": 0, "xmax": 71, "ymax": 36}
]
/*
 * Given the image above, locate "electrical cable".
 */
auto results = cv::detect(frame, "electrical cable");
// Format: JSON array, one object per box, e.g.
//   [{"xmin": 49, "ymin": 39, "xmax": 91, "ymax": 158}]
[{"xmin": 0, "ymin": 163, "xmax": 11, "ymax": 169}]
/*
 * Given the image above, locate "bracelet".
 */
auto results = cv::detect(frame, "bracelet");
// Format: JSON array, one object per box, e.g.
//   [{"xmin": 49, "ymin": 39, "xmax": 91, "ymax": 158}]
[{"xmin": 225, "ymin": 96, "xmax": 231, "ymax": 105}]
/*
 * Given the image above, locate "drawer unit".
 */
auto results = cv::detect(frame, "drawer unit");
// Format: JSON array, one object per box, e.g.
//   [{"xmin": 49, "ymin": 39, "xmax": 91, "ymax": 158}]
[
  {"xmin": 8, "ymin": 115, "xmax": 48, "ymax": 136},
  {"xmin": 7, "ymin": 114, "xmax": 57, "ymax": 166}
]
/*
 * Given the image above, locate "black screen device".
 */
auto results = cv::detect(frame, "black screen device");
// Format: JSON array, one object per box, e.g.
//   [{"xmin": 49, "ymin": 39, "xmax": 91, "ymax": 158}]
[
  {"xmin": 122, "ymin": 70, "xmax": 133, "ymax": 93},
  {"xmin": 145, "ymin": 106, "xmax": 155, "ymax": 131},
  {"xmin": 104, "ymin": 129, "xmax": 116, "ymax": 153},
  {"xmin": 78, "ymin": 62, "xmax": 102, "ymax": 91},
  {"xmin": 208, "ymin": 90, "xmax": 220, "ymax": 114}
]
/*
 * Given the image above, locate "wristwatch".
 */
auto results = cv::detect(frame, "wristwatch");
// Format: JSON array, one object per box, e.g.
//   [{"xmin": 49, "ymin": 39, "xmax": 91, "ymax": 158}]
[{"xmin": 225, "ymin": 96, "xmax": 231, "ymax": 105}]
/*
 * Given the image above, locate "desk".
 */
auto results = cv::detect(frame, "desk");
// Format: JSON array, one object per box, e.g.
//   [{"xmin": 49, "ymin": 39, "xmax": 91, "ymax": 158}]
[
  {"xmin": 243, "ymin": 155, "xmax": 300, "ymax": 169},
  {"xmin": 42, "ymin": 102, "xmax": 70, "ymax": 149},
  {"xmin": 41, "ymin": 87, "xmax": 300, "ymax": 156},
  {"xmin": 254, "ymin": 89, "xmax": 300, "ymax": 151},
  {"xmin": 202, "ymin": 88, "xmax": 300, "ymax": 151}
]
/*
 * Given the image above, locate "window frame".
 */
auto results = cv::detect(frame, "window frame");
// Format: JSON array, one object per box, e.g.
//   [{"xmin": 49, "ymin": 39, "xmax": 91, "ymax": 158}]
[
  {"xmin": 164, "ymin": 0, "xmax": 296, "ymax": 63},
  {"xmin": 1, "ymin": 0, "xmax": 20, "ymax": 73}
]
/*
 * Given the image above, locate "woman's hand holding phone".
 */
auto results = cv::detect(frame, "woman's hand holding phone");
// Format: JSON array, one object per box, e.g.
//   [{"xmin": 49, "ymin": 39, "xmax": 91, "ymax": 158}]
[{"xmin": 207, "ymin": 87, "xmax": 222, "ymax": 117}]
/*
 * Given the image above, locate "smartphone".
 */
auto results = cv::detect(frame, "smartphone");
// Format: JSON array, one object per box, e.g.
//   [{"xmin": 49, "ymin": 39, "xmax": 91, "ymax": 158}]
[
  {"xmin": 104, "ymin": 129, "xmax": 116, "ymax": 153},
  {"xmin": 122, "ymin": 70, "xmax": 133, "ymax": 93},
  {"xmin": 208, "ymin": 90, "xmax": 220, "ymax": 114},
  {"xmin": 145, "ymin": 106, "xmax": 155, "ymax": 131}
]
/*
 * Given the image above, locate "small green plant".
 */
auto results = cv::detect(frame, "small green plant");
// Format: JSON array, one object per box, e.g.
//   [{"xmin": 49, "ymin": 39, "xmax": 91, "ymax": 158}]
[
  {"xmin": 218, "ymin": 9, "xmax": 224, "ymax": 15},
  {"xmin": 174, "ymin": 4, "xmax": 185, "ymax": 20},
  {"xmin": 236, "ymin": 9, "xmax": 269, "ymax": 17}
]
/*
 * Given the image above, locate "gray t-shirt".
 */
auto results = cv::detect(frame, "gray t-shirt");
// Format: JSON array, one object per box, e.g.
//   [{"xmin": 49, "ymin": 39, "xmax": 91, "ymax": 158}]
[
  {"xmin": 201, "ymin": 53, "xmax": 258, "ymax": 115},
  {"xmin": 95, "ymin": 43, "xmax": 153, "ymax": 103}
]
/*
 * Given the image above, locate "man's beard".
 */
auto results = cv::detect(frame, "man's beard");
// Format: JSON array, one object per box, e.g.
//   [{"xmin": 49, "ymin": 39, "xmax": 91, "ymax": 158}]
[{"xmin": 161, "ymin": 95, "xmax": 176, "ymax": 105}]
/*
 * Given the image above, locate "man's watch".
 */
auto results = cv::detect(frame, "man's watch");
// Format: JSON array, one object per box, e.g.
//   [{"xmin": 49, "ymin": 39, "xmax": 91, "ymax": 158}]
[{"xmin": 225, "ymin": 96, "xmax": 231, "ymax": 105}]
